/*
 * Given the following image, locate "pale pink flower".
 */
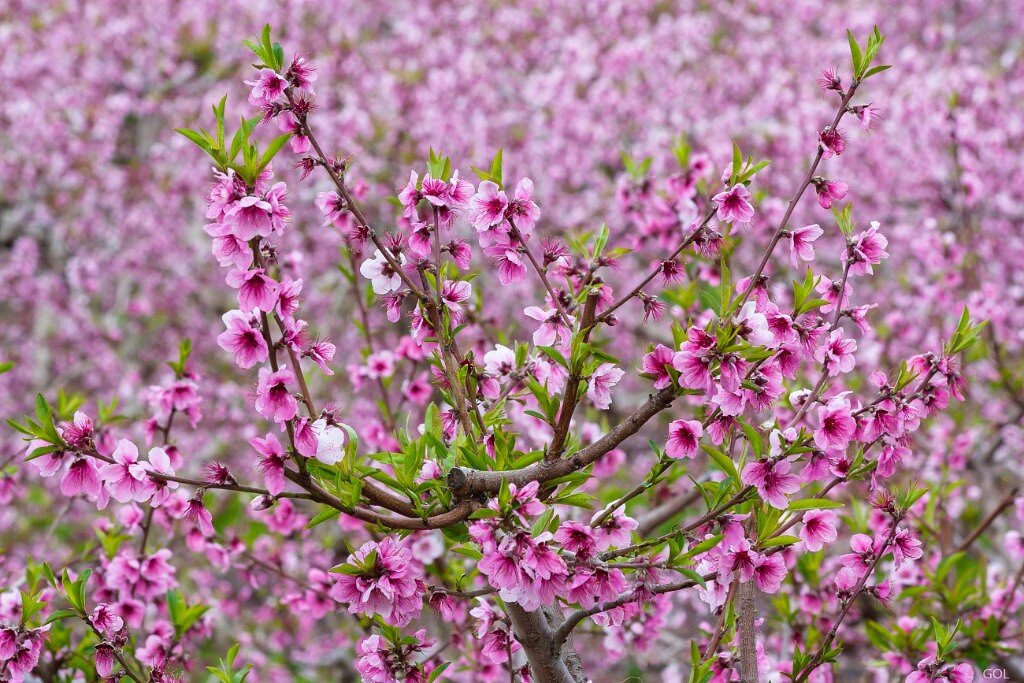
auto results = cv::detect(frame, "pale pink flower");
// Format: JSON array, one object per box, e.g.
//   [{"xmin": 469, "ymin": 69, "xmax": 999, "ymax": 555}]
[
  {"xmin": 360, "ymin": 250, "xmax": 406, "ymax": 295},
  {"xmin": 588, "ymin": 363, "xmax": 624, "ymax": 410},
  {"xmin": 788, "ymin": 224, "xmax": 823, "ymax": 267},
  {"xmin": 99, "ymin": 440, "xmax": 154, "ymax": 503}
]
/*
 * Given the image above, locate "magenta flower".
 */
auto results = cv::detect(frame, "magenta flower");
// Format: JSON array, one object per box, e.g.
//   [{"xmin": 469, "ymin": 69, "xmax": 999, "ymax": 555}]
[
  {"xmin": 553, "ymin": 521, "xmax": 598, "ymax": 560},
  {"xmin": 244, "ymin": 68, "xmax": 288, "ymax": 106},
  {"xmin": 666, "ymin": 419, "xmax": 703, "ymax": 459},
  {"xmin": 90, "ymin": 603, "xmax": 123, "ymax": 635},
  {"xmin": 818, "ymin": 126, "xmax": 845, "ymax": 158},
  {"xmin": 814, "ymin": 178, "xmax": 848, "ymax": 209},
  {"xmin": 799, "ymin": 509, "xmax": 838, "ymax": 551},
  {"xmin": 641, "ymin": 344, "xmax": 675, "ymax": 389},
  {"xmin": 752, "ymin": 553, "xmax": 787, "ymax": 593},
  {"xmin": 673, "ymin": 327, "xmax": 717, "ymax": 392},
  {"xmin": 179, "ymin": 496, "xmax": 215, "ymax": 536},
  {"xmin": 588, "ymin": 363, "xmax": 624, "ymax": 410},
  {"xmin": 330, "ymin": 537, "xmax": 424, "ymax": 627},
  {"xmin": 718, "ymin": 538, "xmax": 761, "ymax": 583},
  {"xmin": 255, "ymin": 367, "xmax": 298, "ymax": 423},
  {"xmin": 60, "ymin": 457, "xmax": 102, "ymax": 500},
  {"xmin": 99, "ymin": 439, "xmax": 154, "ymax": 503},
  {"xmin": 225, "ymin": 268, "xmax": 279, "ymax": 313},
  {"xmin": 846, "ymin": 221, "xmax": 889, "ymax": 276},
  {"xmin": 217, "ymin": 310, "xmax": 269, "ymax": 369},
  {"xmin": 788, "ymin": 223, "xmax": 823, "ymax": 267},
  {"xmin": 483, "ymin": 242, "xmax": 528, "ymax": 285},
  {"xmin": 814, "ymin": 396, "xmax": 857, "ymax": 451},
  {"xmin": 59, "ymin": 410, "xmax": 94, "ymax": 449},
  {"xmin": 712, "ymin": 184, "xmax": 755, "ymax": 227},
  {"xmin": 251, "ymin": 432, "xmax": 287, "ymax": 496},
  {"xmin": 741, "ymin": 458, "xmax": 801, "ymax": 509},
  {"xmin": 815, "ymin": 328, "xmax": 857, "ymax": 377},
  {"xmin": 506, "ymin": 177, "xmax": 541, "ymax": 234}
]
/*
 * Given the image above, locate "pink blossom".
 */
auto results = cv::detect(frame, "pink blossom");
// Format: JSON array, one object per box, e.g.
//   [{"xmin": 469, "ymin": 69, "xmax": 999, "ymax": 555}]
[
  {"xmin": 251, "ymin": 432, "xmax": 288, "ymax": 496},
  {"xmin": 741, "ymin": 458, "xmax": 801, "ymax": 509},
  {"xmin": 814, "ymin": 178, "xmax": 848, "ymax": 209},
  {"xmin": 818, "ymin": 126, "xmax": 845, "ymax": 158},
  {"xmin": 506, "ymin": 177, "xmax": 541, "ymax": 234},
  {"xmin": 591, "ymin": 510, "xmax": 638, "ymax": 551},
  {"xmin": 799, "ymin": 509, "xmax": 839, "ymax": 551},
  {"xmin": 712, "ymin": 184, "xmax": 754, "ymax": 227},
  {"xmin": 244, "ymin": 68, "xmax": 288, "ymax": 106},
  {"xmin": 225, "ymin": 268, "xmax": 279, "ymax": 313},
  {"xmin": 815, "ymin": 328, "xmax": 857, "ymax": 376},
  {"xmin": 217, "ymin": 310, "xmax": 269, "ymax": 369},
  {"xmin": 814, "ymin": 396, "xmax": 857, "ymax": 451},
  {"xmin": 524, "ymin": 305, "xmax": 572, "ymax": 347},
  {"xmin": 483, "ymin": 242, "xmax": 527, "ymax": 285},
  {"xmin": 99, "ymin": 439, "xmax": 154, "ymax": 503},
  {"xmin": 753, "ymin": 552, "xmax": 787, "ymax": 593},
  {"xmin": 255, "ymin": 367, "xmax": 298, "ymax": 423},
  {"xmin": 588, "ymin": 363, "xmax": 624, "ymax": 410},
  {"xmin": 788, "ymin": 223, "xmax": 823, "ymax": 267},
  {"xmin": 60, "ymin": 457, "xmax": 103, "ymax": 500},
  {"xmin": 666, "ymin": 419, "xmax": 703, "ymax": 459},
  {"xmin": 641, "ymin": 344, "xmax": 675, "ymax": 389},
  {"xmin": 330, "ymin": 537, "xmax": 424, "ymax": 627},
  {"xmin": 846, "ymin": 221, "xmax": 889, "ymax": 276},
  {"xmin": 360, "ymin": 250, "xmax": 406, "ymax": 294}
]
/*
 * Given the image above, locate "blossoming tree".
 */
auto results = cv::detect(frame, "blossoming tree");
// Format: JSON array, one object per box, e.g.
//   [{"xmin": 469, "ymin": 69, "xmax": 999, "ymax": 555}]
[{"xmin": 3, "ymin": 14, "xmax": 1022, "ymax": 683}]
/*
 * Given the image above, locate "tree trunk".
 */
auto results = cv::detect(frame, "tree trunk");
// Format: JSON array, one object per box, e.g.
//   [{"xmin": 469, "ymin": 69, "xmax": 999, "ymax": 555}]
[{"xmin": 506, "ymin": 603, "xmax": 587, "ymax": 683}]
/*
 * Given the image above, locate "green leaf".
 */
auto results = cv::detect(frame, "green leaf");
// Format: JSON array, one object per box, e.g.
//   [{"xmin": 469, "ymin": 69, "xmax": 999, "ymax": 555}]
[
  {"xmin": 258, "ymin": 133, "xmax": 293, "ymax": 171},
  {"xmin": 44, "ymin": 609, "xmax": 80, "ymax": 625},
  {"xmin": 0, "ymin": 361, "xmax": 14, "ymax": 374},
  {"xmin": 787, "ymin": 498, "xmax": 845, "ymax": 511},
  {"xmin": 847, "ymin": 29, "xmax": 863, "ymax": 76},
  {"xmin": 759, "ymin": 535, "xmax": 800, "ymax": 548},
  {"xmin": 702, "ymin": 444, "xmax": 739, "ymax": 481},
  {"xmin": 306, "ymin": 506, "xmax": 342, "ymax": 529}
]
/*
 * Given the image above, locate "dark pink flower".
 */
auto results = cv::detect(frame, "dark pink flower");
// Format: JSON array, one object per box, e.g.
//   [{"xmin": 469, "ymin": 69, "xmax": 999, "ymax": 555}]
[
  {"xmin": 799, "ymin": 509, "xmax": 838, "ymax": 551},
  {"xmin": 741, "ymin": 458, "xmax": 800, "ymax": 509},
  {"xmin": 814, "ymin": 396, "xmax": 857, "ymax": 451},
  {"xmin": 330, "ymin": 537, "xmax": 424, "ymax": 627},
  {"xmin": 641, "ymin": 344, "xmax": 675, "ymax": 389},
  {"xmin": 814, "ymin": 178, "xmax": 848, "ymax": 209},
  {"xmin": 666, "ymin": 419, "xmax": 703, "ymax": 459},
  {"xmin": 712, "ymin": 184, "xmax": 755, "ymax": 227},
  {"xmin": 217, "ymin": 310, "xmax": 269, "ymax": 369},
  {"xmin": 818, "ymin": 126, "xmax": 845, "ymax": 158},
  {"xmin": 225, "ymin": 268, "xmax": 279, "ymax": 313}
]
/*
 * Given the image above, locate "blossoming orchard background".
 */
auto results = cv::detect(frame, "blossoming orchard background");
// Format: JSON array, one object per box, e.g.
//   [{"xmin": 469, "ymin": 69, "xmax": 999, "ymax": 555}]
[{"xmin": 2, "ymin": 0, "xmax": 1024, "ymax": 681}]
